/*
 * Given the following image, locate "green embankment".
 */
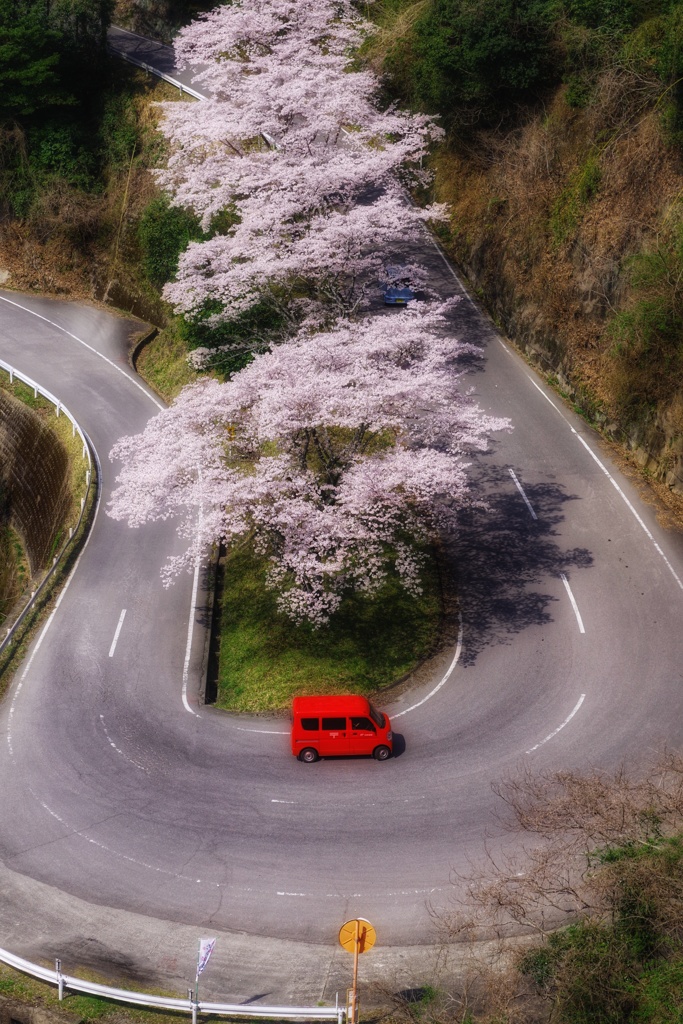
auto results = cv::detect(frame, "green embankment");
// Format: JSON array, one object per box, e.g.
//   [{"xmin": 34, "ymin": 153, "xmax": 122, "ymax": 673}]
[
  {"xmin": 0, "ymin": 371, "xmax": 92, "ymax": 688},
  {"xmin": 216, "ymin": 545, "xmax": 442, "ymax": 713},
  {"xmin": 0, "ymin": 524, "xmax": 28, "ymax": 627}
]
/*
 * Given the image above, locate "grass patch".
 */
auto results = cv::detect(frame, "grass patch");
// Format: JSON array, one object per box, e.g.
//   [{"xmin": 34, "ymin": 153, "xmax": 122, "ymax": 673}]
[
  {"xmin": 549, "ymin": 152, "xmax": 602, "ymax": 244},
  {"xmin": 0, "ymin": 372, "xmax": 95, "ymax": 694},
  {"xmin": 135, "ymin": 319, "xmax": 197, "ymax": 402},
  {"xmin": 216, "ymin": 544, "xmax": 443, "ymax": 713},
  {"xmin": 0, "ymin": 525, "xmax": 29, "ymax": 626},
  {"xmin": 0, "ymin": 960, "xmax": 338, "ymax": 1024}
]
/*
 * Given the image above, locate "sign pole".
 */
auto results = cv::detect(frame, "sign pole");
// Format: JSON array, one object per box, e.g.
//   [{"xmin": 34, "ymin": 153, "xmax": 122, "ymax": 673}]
[
  {"xmin": 351, "ymin": 920, "xmax": 359, "ymax": 1024},
  {"xmin": 338, "ymin": 918, "xmax": 376, "ymax": 1024}
]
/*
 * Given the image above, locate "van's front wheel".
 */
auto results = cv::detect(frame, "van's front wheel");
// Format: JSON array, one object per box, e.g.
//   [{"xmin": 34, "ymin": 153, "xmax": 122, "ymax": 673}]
[
  {"xmin": 373, "ymin": 745, "xmax": 391, "ymax": 761},
  {"xmin": 299, "ymin": 747, "xmax": 319, "ymax": 763}
]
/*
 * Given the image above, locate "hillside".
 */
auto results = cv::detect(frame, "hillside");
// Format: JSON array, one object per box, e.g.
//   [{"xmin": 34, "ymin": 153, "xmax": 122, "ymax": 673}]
[{"xmin": 369, "ymin": 0, "xmax": 683, "ymax": 510}]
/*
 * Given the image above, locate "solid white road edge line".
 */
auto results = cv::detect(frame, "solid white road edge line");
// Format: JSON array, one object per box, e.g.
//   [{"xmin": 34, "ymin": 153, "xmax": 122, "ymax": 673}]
[
  {"xmin": 525, "ymin": 372, "xmax": 683, "ymax": 593},
  {"xmin": 509, "ymin": 468, "xmax": 538, "ymax": 520},
  {"xmin": 181, "ymin": 546, "xmax": 201, "ymax": 717},
  {"xmin": 560, "ymin": 573, "xmax": 585, "ymax": 634},
  {"xmin": 6, "ymin": 433, "xmax": 102, "ymax": 760},
  {"xmin": 108, "ymin": 609, "xmax": 127, "ymax": 657},
  {"xmin": 392, "ymin": 612, "xmax": 463, "ymax": 719},
  {"xmin": 526, "ymin": 693, "xmax": 586, "ymax": 754},
  {"xmin": 181, "ymin": 471, "xmax": 203, "ymax": 717},
  {"xmin": 0, "ymin": 294, "xmax": 164, "ymax": 411}
]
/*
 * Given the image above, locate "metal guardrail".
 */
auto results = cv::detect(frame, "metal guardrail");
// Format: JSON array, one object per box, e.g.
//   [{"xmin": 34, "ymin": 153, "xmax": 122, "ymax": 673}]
[
  {"xmin": 107, "ymin": 28, "xmax": 208, "ymax": 100},
  {"xmin": 0, "ymin": 947, "xmax": 345, "ymax": 1023},
  {"xmin": 0, "ymin": 360, "xmax": 94, "ymax": 655},
  {"xmin": 108, "ymin": 28, "xmax": 278, "ymax": 152}
]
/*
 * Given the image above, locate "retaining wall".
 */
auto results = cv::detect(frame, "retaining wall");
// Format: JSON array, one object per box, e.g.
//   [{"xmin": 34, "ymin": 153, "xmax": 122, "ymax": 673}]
[{"xmin": 0, "ymin": 390, "xmax": 72, "ymax": 575}]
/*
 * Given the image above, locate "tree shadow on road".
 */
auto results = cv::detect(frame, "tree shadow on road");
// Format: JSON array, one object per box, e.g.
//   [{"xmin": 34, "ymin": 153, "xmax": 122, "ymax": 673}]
[{"xmin": 446, "ymin": 457, "xmax": 593, "ymax": 666}]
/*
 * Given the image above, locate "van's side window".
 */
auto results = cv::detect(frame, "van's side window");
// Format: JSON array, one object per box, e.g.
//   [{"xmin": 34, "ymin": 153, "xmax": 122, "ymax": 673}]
[
  {"xmin": 322, "ymin": 717, "xmax": 346, "ymax": 730},
  {"xmin": 351, "ymin": 717, "xmax": 376, "ymax": 731},
  {"xmin": 301, "ymin": 718, "xmax": 319, "ymax": 731}
]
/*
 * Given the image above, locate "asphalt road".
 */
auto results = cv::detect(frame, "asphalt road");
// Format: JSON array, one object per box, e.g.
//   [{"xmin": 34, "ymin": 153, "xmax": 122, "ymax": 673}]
[
  {"xmin": 0, "ymin": 27, "xmax": 680, "ymax": 1006},
  {"xmin": 1, "ymin": 260, "xmax": 683, "ymax": 999}
]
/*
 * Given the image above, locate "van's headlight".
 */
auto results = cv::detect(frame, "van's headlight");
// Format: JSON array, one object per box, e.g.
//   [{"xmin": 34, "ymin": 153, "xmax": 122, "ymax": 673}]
[{"xmin": 387, "ymin": 731, "xmax": 393, "ymax": 740}]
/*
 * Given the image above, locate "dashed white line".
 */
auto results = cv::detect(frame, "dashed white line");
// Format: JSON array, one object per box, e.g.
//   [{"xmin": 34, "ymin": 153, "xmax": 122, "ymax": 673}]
[
  {"xmin": 108, "ymin": 609, "xmax": 127, "ymax": 657},
  {"xmin": 509, "ymin": 468, "xmax": 538, "ymax": 520},
  {"xmin": 233, "ymin": 727, "xmax": 289, "ymax": 735},
  {"xmin": 560, "ymin": 574, "xmax": 585, "ymax": 633},
  {"xmin": 527, "ymin": 694, "xmax": 586, "ymax": 754},
  {"xmin": 99, "ymin": 714, "xmax": 148, "ymax": 771}
]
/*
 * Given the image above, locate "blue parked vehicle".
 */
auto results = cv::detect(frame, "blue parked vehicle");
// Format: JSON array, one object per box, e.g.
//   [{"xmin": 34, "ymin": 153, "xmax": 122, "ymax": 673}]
[{"xmin": 382, "ymin": 266, "xmax": 415, "ymax": 306}]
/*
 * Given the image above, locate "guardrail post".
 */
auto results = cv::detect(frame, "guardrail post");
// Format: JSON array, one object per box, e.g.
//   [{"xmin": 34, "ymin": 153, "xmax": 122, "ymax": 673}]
[
  {"xmin": 188, "ymin": 987, "xmax": 197, "ymax": 1024},
  {"xmin": 56, "ymin": 958, "xmax": 64, "ymax": 1001}
]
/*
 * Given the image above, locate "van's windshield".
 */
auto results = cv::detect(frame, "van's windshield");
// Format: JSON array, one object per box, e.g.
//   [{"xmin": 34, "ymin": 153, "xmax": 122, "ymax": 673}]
[{"xmin": 369, "ymin": 703, "xmax": 385, "ymax": 728}]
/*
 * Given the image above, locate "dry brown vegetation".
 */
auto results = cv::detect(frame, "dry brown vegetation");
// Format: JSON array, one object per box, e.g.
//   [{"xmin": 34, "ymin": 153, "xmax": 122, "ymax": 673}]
[
  {"xmin": 371, "ymin": 754, "xmax": 683, "ymax": 1022},
  {"xmin": 431, "ymin": 65, "xmax": 683, "ymax": 506},
  {"xmin": 0, "ymin": 65, "xmax": 183, "ymax": 323}
]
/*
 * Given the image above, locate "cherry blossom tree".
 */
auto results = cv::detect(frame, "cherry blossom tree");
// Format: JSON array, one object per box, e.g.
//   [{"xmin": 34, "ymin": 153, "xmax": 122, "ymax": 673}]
[
  {"xmin": 153, "ymin": 0, "xmax": 446, "ymax": 325},
  {"xmin": 169, "ymin": 188, "xmax": 443, "ymax": 330},
  {"xmin": 109, "ymin": 303, "xmax": 509, "ymax": 625}
]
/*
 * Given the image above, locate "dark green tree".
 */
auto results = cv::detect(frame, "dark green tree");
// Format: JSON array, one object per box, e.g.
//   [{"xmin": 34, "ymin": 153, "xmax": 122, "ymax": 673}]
[
  {"xmin": 0, "ymin": 0, "xmax": 64, "ymax": 118},
  {"xmin": 386, "ymin": 0, "xmax": 559, "ymax": 125}
]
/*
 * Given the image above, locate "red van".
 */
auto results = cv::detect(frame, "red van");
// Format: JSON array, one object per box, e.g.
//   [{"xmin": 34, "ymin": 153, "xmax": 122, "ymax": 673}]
[{"xmin": 291, "ymin": 695, "xmax": 393, "ymax": 762}]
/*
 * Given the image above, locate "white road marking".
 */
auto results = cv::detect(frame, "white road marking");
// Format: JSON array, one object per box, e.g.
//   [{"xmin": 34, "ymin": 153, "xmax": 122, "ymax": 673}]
[
  {"xmin": 182, "ymin": 471, "xmax": 203, "ymax": 718},
  {"xmin": 6, "ymin": 435, "xmax": 102, "ymax": 760},
  {"xmin": 29, "ymin": 783, "xmax": 451, "ymax": 899},
  {"xmin": 509, "ymin": 468, "xmax": 538, "ymax": 520},
  {"xmin": 0, "ymin": 295, "xmax": 163, "ymax": 410},
  {"xmin": 418, "ymin": 229, "xmax": 479, "ymax": 312},
  {"xmin": 108, "ymin": 609, "xmax": 127, "ymax": 657},
  {"xmin": 392, "ymin": 612, "xmax": 463, "ymax": 718},
  {"xmin": 560, "ymin": 574, "xmax": 585, "ymax": 633},
  {"xmin": 232, "ymin": 614, "xmax": 463, "ymax": 737},
  {"xmin": 271, "ymin": 799, "xmax": 295, "ymax": 804},
  {"xmin": 525, "ymin": 373, "xmax": 683, "ymax": 593},
  {"xmin": 526, "ymin": 693, "xmax": 586, "ymax": 754},
  {"xmin": 233, "ymin": 726, "xmax": 289, "ymax": 735},
  {"xmin": 99, "ymin": 714, "xmax": 148, "ymax": 771}
]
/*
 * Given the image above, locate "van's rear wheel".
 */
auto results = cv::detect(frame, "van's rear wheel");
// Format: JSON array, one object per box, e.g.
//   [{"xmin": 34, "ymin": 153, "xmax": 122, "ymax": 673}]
[
  {"xmin": 373, "ymin": 745, "xmax": 391, "ymax": 761},
  {"xmin": 299, "ymin": 747, "xmax": 319, "ymax": 763}
]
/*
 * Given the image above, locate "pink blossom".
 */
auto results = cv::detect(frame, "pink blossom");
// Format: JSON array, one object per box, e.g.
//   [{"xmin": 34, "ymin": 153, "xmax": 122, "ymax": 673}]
[{"xmin": 109, "ymin": 305, "xmax": 510, "ymax": 625}]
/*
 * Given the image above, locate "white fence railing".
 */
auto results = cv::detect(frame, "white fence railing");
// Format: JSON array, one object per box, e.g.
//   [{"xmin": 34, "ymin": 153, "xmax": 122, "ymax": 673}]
[
  {"xmin": 0, "ymin": 947, "xmax": 345, "ymax": 1024},
  {"xmin": 107, "ymin": 28, "xmax": 208, "ymax": 100},
  {"xmin": 0, "ymin": 360, "xmax": 94, "ymax": 655}
]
